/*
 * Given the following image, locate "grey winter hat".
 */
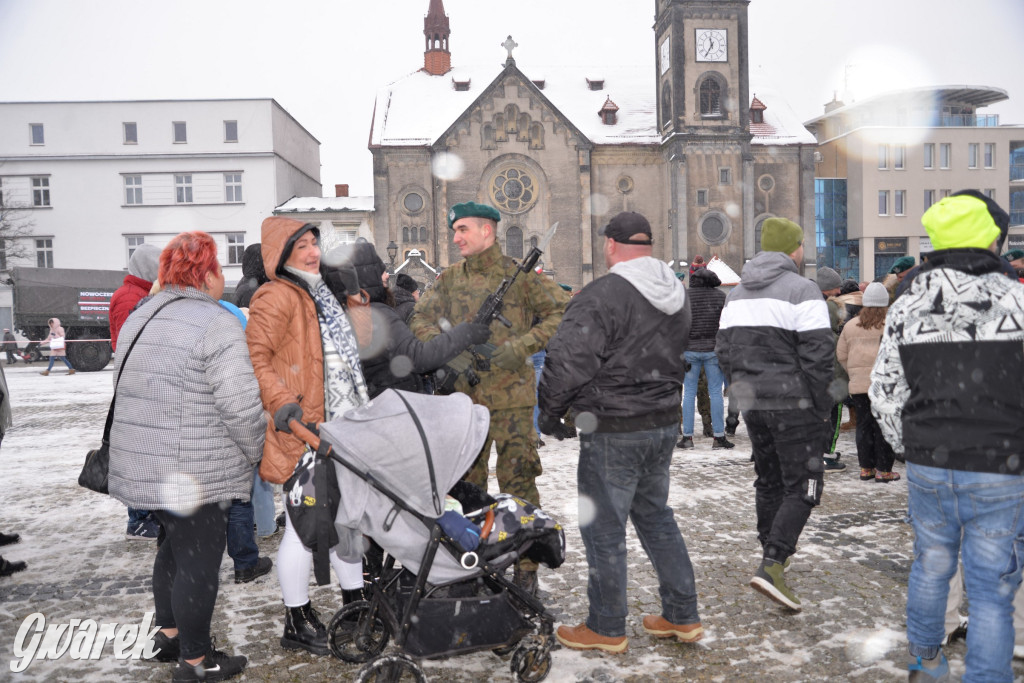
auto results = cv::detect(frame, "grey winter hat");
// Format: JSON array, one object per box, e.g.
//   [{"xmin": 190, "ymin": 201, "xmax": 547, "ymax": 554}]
[
  {"xmin": 815, "ymin": 267, "xmax": 842, "ymax": 292},
  {"xmin": 128, "ymin": 243, "xmax": 162, "ymax": 283},
  {"xmin": 861, "ymin": 281, "xmax": 889, "ymax": 307}
]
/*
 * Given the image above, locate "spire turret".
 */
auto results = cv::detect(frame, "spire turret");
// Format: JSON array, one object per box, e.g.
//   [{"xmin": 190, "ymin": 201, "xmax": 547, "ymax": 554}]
[{"xmin": 423, "ymin": 0, "xmax": 451, "ymax": 75}]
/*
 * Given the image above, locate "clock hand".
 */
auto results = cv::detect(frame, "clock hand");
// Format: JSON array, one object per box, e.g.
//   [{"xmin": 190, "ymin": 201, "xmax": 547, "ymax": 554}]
[{"xmin": 705, "ymin": 41, "xmax": 714, "ymax": 57}]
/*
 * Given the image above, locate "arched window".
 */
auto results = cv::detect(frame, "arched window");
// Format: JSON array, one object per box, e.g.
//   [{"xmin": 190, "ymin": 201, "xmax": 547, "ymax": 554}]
[
  {"xmin": 419, "ymin": 226, "xmax": 427, "ymax": 242},
  {"xmin": 661, "ymin": 82, "xmax": 672, "ymax": 128},
  {"xmin": 700, "ymin": 78, "xmax": 722, "ymax": 117},
  {"xmin": 505, "ymin": 226, "xmax": 524, "ymax": 259},
  {"xmin": 402, "ymin": 226, "xmax": 409, "ymax": 242}
]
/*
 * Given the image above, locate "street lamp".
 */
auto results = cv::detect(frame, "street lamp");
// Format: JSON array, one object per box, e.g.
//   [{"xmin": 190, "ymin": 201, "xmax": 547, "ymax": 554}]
[{"xmin": 386, "ymin": 240, "xmax": 398, "ymax": 267}]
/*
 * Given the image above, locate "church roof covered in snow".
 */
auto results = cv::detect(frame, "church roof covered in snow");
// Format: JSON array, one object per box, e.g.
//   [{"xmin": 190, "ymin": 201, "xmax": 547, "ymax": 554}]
[{"xmin": 369, "ymin": 62, "xmax": 815, "ymax": 149}]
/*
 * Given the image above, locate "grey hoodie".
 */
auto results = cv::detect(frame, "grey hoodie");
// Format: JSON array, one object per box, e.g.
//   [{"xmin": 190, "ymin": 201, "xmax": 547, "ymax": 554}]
[{"xmin": 610, "ymin": 256, "xmax": 687, "ymax": 315}]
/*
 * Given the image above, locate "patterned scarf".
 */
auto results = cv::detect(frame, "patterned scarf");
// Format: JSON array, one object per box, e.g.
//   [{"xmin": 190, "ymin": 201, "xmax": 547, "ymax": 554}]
[{"xmin": 286, "ymin": 267, "xmax": 369, "ymax": 419}]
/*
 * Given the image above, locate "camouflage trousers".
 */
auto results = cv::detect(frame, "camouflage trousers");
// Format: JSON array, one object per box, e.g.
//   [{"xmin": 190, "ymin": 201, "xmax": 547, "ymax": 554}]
[{"xmin": 464, "ymin": 406, "xmax": 542, "ymax": 508}]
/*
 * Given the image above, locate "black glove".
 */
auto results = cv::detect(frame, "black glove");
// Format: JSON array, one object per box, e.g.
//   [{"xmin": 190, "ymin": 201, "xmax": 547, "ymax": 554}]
[
  {"xmin": 538, "ymin": 413, "xmax": 576, "ymax": 440},
  {"xmin": 449, "ymin": 321, "xmax": 492, "ymax": 347},
  {"xmin": 274, "ymin": 403, "xmax": 303, "ymax": 433}
]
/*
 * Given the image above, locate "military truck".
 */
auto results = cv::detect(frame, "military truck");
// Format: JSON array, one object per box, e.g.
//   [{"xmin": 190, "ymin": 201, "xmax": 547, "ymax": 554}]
[{"xmin": 9, "ymin": 266, "xmax": 126, "ymax": 372}]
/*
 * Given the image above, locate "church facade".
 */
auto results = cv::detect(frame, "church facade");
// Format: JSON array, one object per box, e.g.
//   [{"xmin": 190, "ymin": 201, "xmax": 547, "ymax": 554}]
[{"xmin": 369, "ymin": 0, "xmax": 816, "ymax": 288}]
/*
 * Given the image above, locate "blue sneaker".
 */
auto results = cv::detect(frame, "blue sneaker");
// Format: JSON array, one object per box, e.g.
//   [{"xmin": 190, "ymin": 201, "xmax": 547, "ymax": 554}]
[
  {"xmin": 126, "ymin": 518, "xmax": 160, "ymax": 541},
  {"xmin": 908, "ymin": 652, "xmax": 950, "ymax": 682}
]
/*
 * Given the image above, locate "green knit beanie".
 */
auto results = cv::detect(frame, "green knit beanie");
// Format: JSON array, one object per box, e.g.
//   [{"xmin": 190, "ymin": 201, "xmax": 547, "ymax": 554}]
[{"xmin": 760, "ymin": 218, "xmax": 804, "ymax": 254}]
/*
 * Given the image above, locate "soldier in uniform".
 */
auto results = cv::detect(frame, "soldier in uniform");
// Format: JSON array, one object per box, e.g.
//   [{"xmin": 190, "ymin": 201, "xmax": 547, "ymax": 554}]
[{"xmin": 410, "ymin": 201, "xmax": 568, "ymax": 593}]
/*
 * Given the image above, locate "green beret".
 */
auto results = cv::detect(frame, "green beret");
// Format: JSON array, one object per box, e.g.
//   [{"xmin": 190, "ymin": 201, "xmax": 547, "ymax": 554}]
[
  {"xmin": 447, "ymin": 201, "xmax": 501, "ymax": 230},
  {"xmin": 558, "ymin": 283, "xmax": 573, "ymax": 292},
  {"xmin": 889, "ymin": 256, "xmax": 915, "ymax": 274},
  {"xmin": 1002, "ymin": 249, "xmax": 1024, "ymax": 262},
  {"xmin": 760, "ymin": 217, "xmax": 804, "ymax": 254}
]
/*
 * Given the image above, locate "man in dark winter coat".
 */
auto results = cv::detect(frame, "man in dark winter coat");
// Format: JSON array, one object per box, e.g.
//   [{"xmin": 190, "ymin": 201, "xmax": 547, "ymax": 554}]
[
  {"xmin": 539, "ymin": 211, "xmax": 702, "ymax": 654},
  {"xmin": 107, "ymin": 242, "xmax": 162, "ymax": 541},
  {"xmin": 870, "ymin": 191, "xmax": 1024, "ymax": 681},
  {"xmin": 2, "ymin": 329, "xmax": 17, "ymax": 365},
  {"xmin": 392, "ymin": 273, "xmax": 420, "ymax": 324},
  {"xmin": 234, "ymin": 243, "xmax": 269, "ymax": 309},
  {"xmin": 679, "ymin": 267, "xmax": 732, "ymax": 450},
  {"xmin": 716, "ymin": 217, "xmax": 833, "ymax": 612}
]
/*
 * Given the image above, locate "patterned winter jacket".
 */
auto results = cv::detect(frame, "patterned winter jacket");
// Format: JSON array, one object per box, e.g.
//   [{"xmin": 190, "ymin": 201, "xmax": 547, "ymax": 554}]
[
  {"xmin": 410, "ymin": 242, "xmax": 567, "ymax": 410},
  {"xmin": 868, "ymin": 249, "xmax": 1024, "ymax": 473},
  {"xmin": 108, "ymin": 288, "xmax": 266, "ymax": 511},
  {"xmin": 715, "ymin": 251, "xmax": 834, "ymax": 415}
]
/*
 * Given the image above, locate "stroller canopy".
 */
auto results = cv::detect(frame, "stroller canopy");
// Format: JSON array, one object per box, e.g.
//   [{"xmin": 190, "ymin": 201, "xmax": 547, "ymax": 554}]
[{"xmin": 320, "ymin": 389, "xmax": 489, "ymax": 517}]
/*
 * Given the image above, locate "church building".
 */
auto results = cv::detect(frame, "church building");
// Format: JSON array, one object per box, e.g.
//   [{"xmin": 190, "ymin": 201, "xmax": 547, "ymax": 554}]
[{"xmin": 369, "ymin": 0, "xmax": 816, "ymax": 287}]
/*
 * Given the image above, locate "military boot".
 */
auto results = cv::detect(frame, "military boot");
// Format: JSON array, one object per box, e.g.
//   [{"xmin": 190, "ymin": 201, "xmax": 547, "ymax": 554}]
[{"xmin": 280, "ymin": 602, "xmax": 329, "ymax": 656}]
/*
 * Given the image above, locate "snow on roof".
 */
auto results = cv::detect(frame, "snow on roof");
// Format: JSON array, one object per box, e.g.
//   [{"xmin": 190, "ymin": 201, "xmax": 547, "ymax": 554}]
[
  {"xmin": 276, "ymin": 196, "xmax": 375, "ymax": 213},
  {"xmin": 370, "ymin": 63, "xmax": 812, "ymax": 148}
]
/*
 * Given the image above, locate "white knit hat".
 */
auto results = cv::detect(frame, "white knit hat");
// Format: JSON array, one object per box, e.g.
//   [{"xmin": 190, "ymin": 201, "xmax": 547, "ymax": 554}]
[{"xmin": 862, "ymin": 282, "xmax": 889, "ymax": 308}]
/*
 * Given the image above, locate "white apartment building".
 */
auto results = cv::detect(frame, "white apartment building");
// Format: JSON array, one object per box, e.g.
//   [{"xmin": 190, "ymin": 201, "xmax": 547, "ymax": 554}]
[
  {"xmin": 805, "ymin": 86, "xmax": 1024, "ymax": 281},
  {"xmin": 0, "ymin": 98, "xmax": 321, "ymax": 329}
]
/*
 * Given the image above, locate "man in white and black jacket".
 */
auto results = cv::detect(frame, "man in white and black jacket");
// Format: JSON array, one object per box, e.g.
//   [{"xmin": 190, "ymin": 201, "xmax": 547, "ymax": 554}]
[
  {"xmin": 869, "ymin": 191, "xmax": 1024, "ymax": 681},
  {"xmin": 715, "ymin": 217, "xmax": 834, "ymax": 612},
  {"xmin": 538, "ymin": 211, "xmax": 703, "ymax": 654}
]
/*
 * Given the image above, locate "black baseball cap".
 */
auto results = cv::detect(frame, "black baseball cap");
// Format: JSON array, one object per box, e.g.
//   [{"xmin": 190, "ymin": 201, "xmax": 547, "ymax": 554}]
[{"xmin": 599, "ymin": 211, "xmax": 654, "ymax": 245}]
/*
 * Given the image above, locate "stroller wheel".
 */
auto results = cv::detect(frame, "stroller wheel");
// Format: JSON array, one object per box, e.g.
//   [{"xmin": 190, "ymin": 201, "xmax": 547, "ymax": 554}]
[
  {"xmin": 356, "ymin": 654, "xmax": 426, "ymax": 683},
  {"xmin": 511, "ymin": 645, "xmax": 552, "ymax": 683},
  {"xmin": 328, "ymin": 600, "xmax": 390, "ymax": 663}
]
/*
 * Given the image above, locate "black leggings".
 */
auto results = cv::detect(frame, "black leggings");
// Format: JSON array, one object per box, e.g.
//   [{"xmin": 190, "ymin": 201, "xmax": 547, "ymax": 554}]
[{"xmin": 153, "ymin": 503, "xmax": 229, "ymax": 659}]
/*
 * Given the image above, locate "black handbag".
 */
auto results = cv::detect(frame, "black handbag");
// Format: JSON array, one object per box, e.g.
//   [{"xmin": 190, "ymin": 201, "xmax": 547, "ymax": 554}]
[{"xmin": 78, "ymin": 297, "xmax": 183, "ymax": 494}]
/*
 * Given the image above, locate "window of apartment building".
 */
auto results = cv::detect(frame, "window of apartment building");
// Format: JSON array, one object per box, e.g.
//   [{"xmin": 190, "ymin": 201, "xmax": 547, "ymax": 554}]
[
  {"xmin": 126, "ymin": 236, "xmax": 146, "ymax": 261},
  {"xmin": 968, "ymin": 143, "xmax": 979, "ymax": 169},
  {"xmin": 36, "ymin": 238, "xmax": 53, "ymax": 268},
  {"xmin": 29, "ymin": 123, "xmax": 44, "ymax": 145},
  {"xmin": 124, "ymin": 175, "xmax": 143, "ymax": 205},
  {"xmin": 224, "ymin": 173, "xmax": 242, "ymax": 203},
  {"xmin": 332, "ymin": 227, "xmax": 357, "ymax": 244},
  {"xmin": 696, "ymin": 189, "xmax": 708, "ymax": 206},
  {"xmin": 878, "ymin": 190, "xmax": 889, "ymax": 216},
  {"xmin": 719, "ymin": 168, "xmax": 732, "ymax": 185},
  {"xmin": 878, "ymin": 144, "xmax": 888, "ymax": 170},
  {"xmin": 894, "ymin": 190, "xmax": 906, "ymax": 216},
  {"xmin": 32, "ymin": 177, "xmax": 50, "ymax": 206},
  {"xmin": 984, "ymin": 143, "xmax": 995, "ymax": 169},
  {"xmin": 984, "ymin": 189, "xmax": 996, "ymax": 199},
  {"xmin": 173, "ymin": 122, "xmax": 187, "ymax": 143},
  {"xmin": 227, "ymin": 233, "xmax": 245, "ymax": 265},
  {"xmin": 940, "ymin": 143, "xmax": 951, "ymax": 169},
  {"xmin": 923, "ymin": 143, "xmax": 935, "ymax": 169},
  {"xmin": 224, "ymin": 121, "xmax": 238, "ymax": 143},
  {"xmin": 175, "ymin": 174, "xmax": 193, "ymax": 203},
  {"xmin": 0, "ymin": 240, "xmax": 7, "ymax": 272},
  {"xmin": 893, "ymin": 144, "xmax": 905, "ymax": 170},
  {"xmin": 924, "ymin": 189, "xmax": 935, "ymax": 210},
  {"xmin": 123, "ymin": 122, "xmax": 138, "ymax": 144},
  {"xmin": 940, "ymin": 189, "xmax": 951, "ymax": 199}
]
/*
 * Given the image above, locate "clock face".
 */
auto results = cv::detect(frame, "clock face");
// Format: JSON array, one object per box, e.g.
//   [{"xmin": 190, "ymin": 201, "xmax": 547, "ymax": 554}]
[
  {"xmin": 660, "ymin": 36, "xmax": 671, "ymax": 75},
  {"xmin": 695, "ymin": 29, "xmax": 727, "ymax": 62}
]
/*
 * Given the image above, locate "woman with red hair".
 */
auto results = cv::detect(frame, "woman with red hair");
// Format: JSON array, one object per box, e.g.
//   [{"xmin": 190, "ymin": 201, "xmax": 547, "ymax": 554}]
[{"xmin": 108, "ymin": 231, "xmax": 266, "ymax": 681}]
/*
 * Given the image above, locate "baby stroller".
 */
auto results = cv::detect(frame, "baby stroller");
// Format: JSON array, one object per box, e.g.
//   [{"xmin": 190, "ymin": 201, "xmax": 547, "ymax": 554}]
[{"xmin": 289, "ymin": 389, "xmax": 563, "ymax": 682}]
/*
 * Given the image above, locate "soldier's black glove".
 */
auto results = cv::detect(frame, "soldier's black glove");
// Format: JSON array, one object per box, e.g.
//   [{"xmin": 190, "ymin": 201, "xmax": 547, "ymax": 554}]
[
  {"xmin": 274, "ymin": 403, "xmax": 303, "ymax": 433},
  {"xmin": 539, "ymin": 413, "xmax": 575, "ymax": 440},
  {"xmin": 448, "ymin": 322, "xmax": 492, "ymax": 348}
]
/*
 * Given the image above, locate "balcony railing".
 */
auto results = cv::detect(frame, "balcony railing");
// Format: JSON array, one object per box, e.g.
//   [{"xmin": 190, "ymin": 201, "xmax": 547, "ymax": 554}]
[{"xmin": 935, "ymin": 114, "xmax": 1000, "ymax": 127}]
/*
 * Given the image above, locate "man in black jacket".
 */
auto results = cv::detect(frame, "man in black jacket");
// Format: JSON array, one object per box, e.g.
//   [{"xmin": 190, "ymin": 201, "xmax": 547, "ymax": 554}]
[
  {"xmin": 716, "ymin": 217, "xmax": 834, "ymax": 612},
  {"xmin": 538, "ymin": 211, "xmax": 702, "ymax": 654}
]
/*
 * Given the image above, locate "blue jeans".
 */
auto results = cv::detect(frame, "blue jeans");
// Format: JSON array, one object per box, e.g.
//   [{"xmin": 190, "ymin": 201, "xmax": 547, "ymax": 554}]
[
  {"xmin": 682, "ymin": 351, "xmax": 725, "ymax": 437},
  {"xmin": 226, "ymin": 499, "xmax": 259, "ymax": 571},
  {"xmin": 577, "ymin": 424, "xmax": 700, "ymax": 637},
  {"xmin": 531, "ymin": 351, "xmax": 546, "ymax": 438},
  {"xmin": 252, "ymin": 468, "xmax": 277, "ymax": 537},
  {"xmin": 45, "ymin": 355, "xmax": 73, "ymax": 371},
  {"xmin": 906, "ymin": 462, "xmax": 1024, "ymax": 682}
]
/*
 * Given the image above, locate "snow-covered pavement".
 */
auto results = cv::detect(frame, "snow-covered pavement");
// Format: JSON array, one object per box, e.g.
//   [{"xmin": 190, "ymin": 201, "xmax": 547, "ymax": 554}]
[{"xmin": 0, "ymin": 364, "xmax": 1012, "ymax": 681}]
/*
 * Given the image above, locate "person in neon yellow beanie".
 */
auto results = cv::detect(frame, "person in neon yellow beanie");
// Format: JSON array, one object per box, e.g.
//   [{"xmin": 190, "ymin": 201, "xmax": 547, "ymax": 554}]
[{"xmin": 869, "ymin": 188, "xmax": 1023, "ymax": 681}]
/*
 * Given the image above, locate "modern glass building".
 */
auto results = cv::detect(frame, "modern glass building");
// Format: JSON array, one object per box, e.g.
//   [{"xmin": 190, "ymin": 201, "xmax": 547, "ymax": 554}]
[{"xmin": 815, "ymin": 178, "xmax": 859, "ymax": 281}]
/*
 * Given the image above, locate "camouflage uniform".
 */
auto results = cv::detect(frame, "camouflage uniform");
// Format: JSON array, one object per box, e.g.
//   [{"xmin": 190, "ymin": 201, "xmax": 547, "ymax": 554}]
[{"xmin": 410, "ymin": 242, "xmax": 567, "ymax": 508}]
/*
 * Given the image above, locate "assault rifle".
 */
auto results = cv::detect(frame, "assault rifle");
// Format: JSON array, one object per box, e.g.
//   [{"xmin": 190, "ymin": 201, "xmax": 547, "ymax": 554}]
[{"xmin": 434, "ymin": 222, "xmax": 558, "ymax": 394}]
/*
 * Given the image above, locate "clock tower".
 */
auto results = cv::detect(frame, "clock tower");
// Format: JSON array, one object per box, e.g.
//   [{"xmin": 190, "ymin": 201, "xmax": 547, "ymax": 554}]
[{"xmin": 655, "ymin": 0, "xmax": 752, "ymax": 269}]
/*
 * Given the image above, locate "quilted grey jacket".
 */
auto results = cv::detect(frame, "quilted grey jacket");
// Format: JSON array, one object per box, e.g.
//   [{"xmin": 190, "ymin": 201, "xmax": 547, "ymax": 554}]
[{"xmin": 108, "ymin": 287, "xmax": 266, "ymax": 512}]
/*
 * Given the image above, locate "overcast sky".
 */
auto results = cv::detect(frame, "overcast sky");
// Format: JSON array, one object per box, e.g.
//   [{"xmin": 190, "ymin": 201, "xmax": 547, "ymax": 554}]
[{"xmin": 2, "ymin": 0, "xmax": 1021, "ymax": 197}]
